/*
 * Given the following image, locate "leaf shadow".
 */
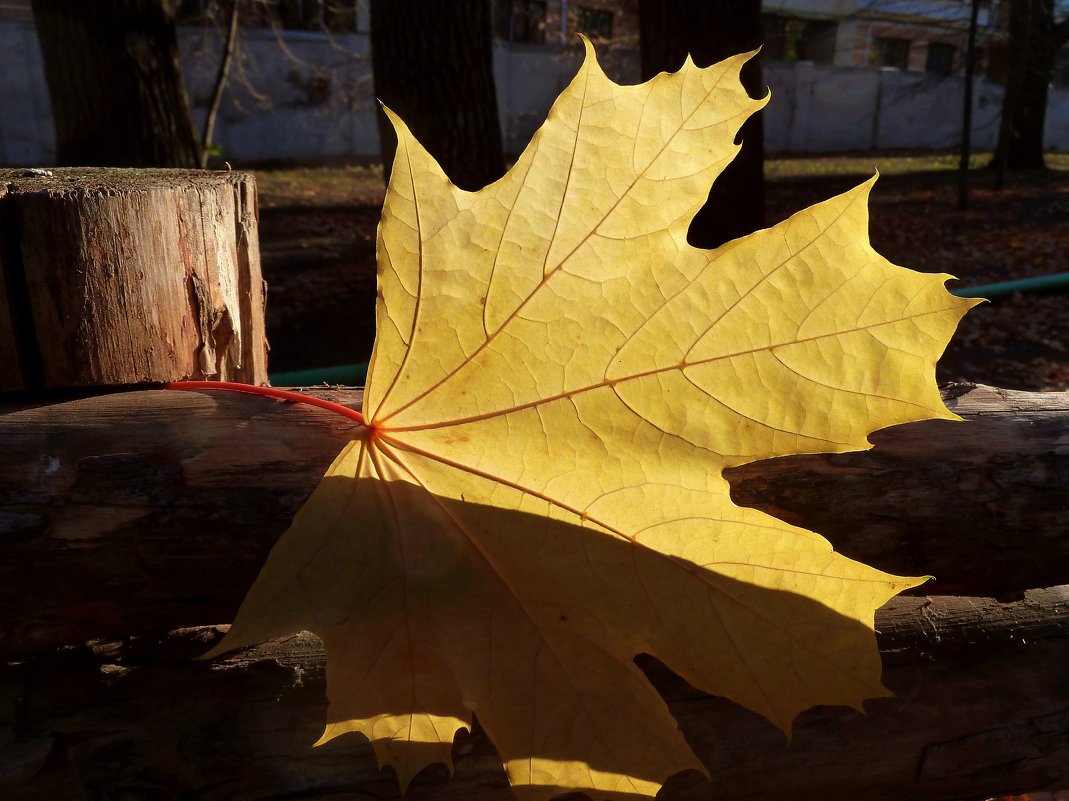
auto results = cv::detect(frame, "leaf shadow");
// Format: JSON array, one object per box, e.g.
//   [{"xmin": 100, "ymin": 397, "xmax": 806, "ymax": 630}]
[{"xmin": 235, "ymin": 472, "xmax": 893, "ymax": 799}]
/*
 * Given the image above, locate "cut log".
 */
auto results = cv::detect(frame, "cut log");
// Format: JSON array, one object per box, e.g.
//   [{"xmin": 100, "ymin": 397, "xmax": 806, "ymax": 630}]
[
  {"xmin": 0, "ymin": 168, "xmax": 267, "ymax": 391},
  {"xmin": 1, "ymin": 382, "xmax": 1066, "ymax": 658},
  {"xmin": 1, "ymin": 382, "xmax": 1068, "ymax": 800}
]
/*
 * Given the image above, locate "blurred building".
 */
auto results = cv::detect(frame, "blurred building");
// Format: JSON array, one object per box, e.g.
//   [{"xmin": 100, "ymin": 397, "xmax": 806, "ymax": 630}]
[
  {"xmin": 2, "ymin": 0, "xmax": 1069, "ymax": 163},
  {"xmin": 174, "ymin": 0, "xmax": 370, "ymax": 31},
  {"xmin": 493, "ymin": 0, "xmax": 638, "ymax": 48},
  {"xmin": 490, "ymin": 0, "xmax": 1001, "ymax": 77},
  {"xmin": 763, "ymin": 0, "xmax": 995, "ymax": 75}
]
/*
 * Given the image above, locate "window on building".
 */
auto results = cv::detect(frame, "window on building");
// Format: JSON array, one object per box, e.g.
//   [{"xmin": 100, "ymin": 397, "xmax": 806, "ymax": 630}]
[
  {"xmin": 575, "ymin": 6, "xmax": 614, "ymax": 41},
  {"xmin": 495, "ymin": 0, "xmax": 547, "ymax": 44},
  {"xmin": 762, "ymin": 15, "xmax": 837, "ymax": 65},
  {"xmin": 925, "ymin": 42, "xmax": 956, "ymax": 75},
  {"xmin": 871, "ymin": 37, "xmax": 911, "ymax": 70}
]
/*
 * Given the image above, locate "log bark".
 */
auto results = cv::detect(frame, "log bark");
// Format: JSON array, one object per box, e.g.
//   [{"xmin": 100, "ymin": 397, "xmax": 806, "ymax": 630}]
[
  {"xmin": 1, "ymin": 382, "xmax": 1066, "ymax": 659},
  {"xmin": 726, "ymin": 381, "xmax": 1069, "ymax": 600},
  {"xmin": 0, "ymin": 168, "xmax": 268, "ymax": 391},
  {"xmin": 1, "ymin": 382, "xmax": 1069, "ymax": 799},
  {"xmin": 1, "ymin": 592, "xmax": 1067, "ymax": 801}
]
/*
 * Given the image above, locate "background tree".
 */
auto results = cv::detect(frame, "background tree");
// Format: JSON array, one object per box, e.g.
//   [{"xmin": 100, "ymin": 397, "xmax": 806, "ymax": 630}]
[
  {"xmin": 370, "ymin": 0, "xmax": 505, "ymax": 191},
  {"xmin": 991, "ymin": 0, "xmax": 1069, "ymax": 175},
  {"xmin": 32, "ymin": 0, "xmax": 202, "ymax": 168},
  {"xmin": 200, "ymin": 0, "xmax": 241, "ymax": 168},
  {"xmin": 639, "ymin": 0, "xmax": 764, "ymax": 249},
  {"xmin": 959, "ymin": 0, "xmax": 982, "ymax": 210}
]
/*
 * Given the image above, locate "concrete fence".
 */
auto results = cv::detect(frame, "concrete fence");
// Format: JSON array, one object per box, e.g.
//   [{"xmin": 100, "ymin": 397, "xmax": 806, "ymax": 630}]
[{"xmin": 2, "ymin": 18, "xmax": 1068, "ymax": 166}]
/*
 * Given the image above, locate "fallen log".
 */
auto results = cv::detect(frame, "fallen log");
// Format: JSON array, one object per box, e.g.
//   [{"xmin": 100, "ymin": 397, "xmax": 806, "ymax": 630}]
[
  {"xmin": 1, "ymin": 382, "xmax": 1068, "ymax": 800},
  {"xmin": 1, "ymin": 382, "xmax": 1066, "ymax": 657}
]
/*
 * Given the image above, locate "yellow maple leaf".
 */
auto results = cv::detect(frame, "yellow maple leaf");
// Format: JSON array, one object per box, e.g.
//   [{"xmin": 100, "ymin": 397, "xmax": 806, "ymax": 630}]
[{"xmin": 207, "ymin": 43, "xmax": 977, "ymax": 799}]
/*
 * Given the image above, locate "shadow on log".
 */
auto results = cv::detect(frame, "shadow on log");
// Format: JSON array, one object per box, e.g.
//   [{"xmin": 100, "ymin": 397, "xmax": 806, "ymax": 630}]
[{"xmin": 1, "ymin": 383, "xmax": 1068, "ymax": 799}]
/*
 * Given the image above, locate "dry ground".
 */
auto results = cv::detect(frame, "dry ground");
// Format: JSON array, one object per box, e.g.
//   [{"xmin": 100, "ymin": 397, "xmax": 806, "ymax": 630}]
[{"xmin": 254, "ymin": 153, "xmax": 1069, "ymax": 391}]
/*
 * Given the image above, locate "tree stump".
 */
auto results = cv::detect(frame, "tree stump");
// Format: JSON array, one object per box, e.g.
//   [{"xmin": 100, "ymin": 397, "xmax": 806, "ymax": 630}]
[{"xmin": 0, "ymin": 168, "xmax": 267, "ymax": 391}]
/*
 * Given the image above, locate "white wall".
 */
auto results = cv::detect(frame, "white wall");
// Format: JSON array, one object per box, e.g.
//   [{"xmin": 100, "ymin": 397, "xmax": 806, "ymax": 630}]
[
  {"xmin": 764, "ymin": 61, "xmax": 1007, "ymax": 152},
  {"xmin": 493, "ymin": 43, "xmax": 639, "ymax": 155},
  {"xmin": 181, "ymin": 26, "xmax": 378, "ymax": 163},
  {"xmin": 186, "ymin": 30, "xmax": 642, "ymax": 163},
  {"xmin": 1, "ymin": 19, "xmax": 1066, "ymax": 166},
  {"xmin": 1047, "ymin": 87, "xmax": 1069, "ymax": 150}
]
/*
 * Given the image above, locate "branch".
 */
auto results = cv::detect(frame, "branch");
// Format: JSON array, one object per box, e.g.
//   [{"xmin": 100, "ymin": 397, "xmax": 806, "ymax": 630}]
[{"xmin": 200, "ymin": 0, "xmax": 240, "ymax": 168}]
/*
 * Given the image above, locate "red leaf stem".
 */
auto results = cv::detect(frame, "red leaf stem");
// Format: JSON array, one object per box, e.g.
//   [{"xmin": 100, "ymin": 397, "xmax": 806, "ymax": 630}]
[{"xmin": 165, "ymin": 381, "xmax": 367, "ymax": 426}]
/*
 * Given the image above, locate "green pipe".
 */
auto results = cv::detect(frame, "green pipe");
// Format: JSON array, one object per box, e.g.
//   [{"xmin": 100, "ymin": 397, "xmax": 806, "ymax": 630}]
[
  {"xmin": 268, "ymin": 272, "xmax": 1069, "ymax": 386},
  {"xmin": 950, "ymin": 271, "xmax": 1069, "ymax": 299},
  {"xmin": 269, "ymin": 362, "xmax": 368, "ymax": 387}
]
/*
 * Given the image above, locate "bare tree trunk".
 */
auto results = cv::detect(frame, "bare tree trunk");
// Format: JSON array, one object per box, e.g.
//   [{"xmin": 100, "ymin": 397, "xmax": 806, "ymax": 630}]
[
  {"xmin": 31, "ymin": 0, "xmax": 202, "ymax": 168},
  {"xmin": 991, "ymin": 0, "xmax": 1069, "ymax": 176},
  {"xmin": 370, "ymin": 0, "xmax": 505, "ymax": 191},
  {"xmin": 639, "ymin": 0, "xmax": 764, "ymax": 248},
  {"xmin": 958, "ymin": 0, "xmax": 981, "ymax": 210}
]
